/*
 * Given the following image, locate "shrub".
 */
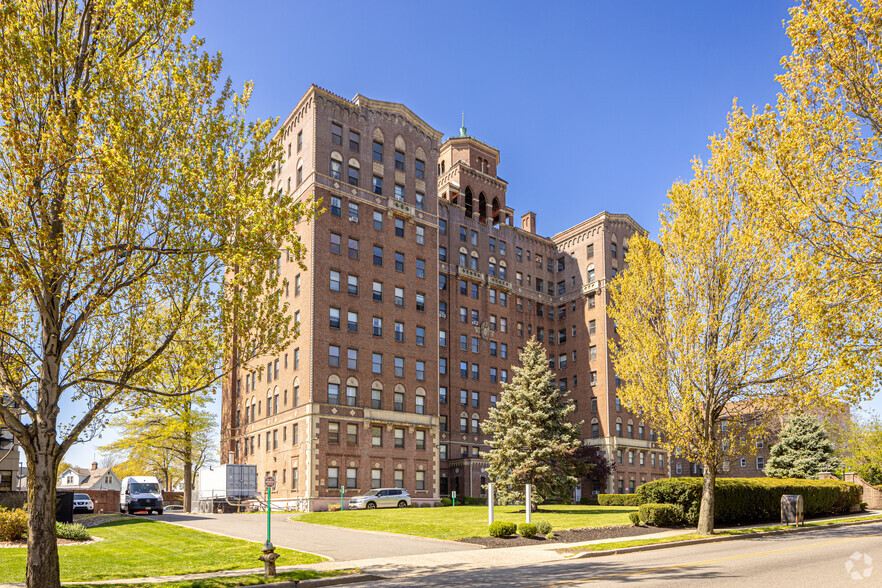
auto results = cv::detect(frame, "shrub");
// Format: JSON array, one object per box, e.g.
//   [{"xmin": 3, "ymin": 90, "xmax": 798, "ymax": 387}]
[
  {"xmin": 489, "ymin": 521, "xmax": 517, "ymax": 538},
  {"xmin": 55, "ymin": 522, "xmax": 91, "ymax": 541},
  {"xmin": 441, "ymin": 497, "xmax": 452, "ymax": 507},
  {"xmin": 0, "ymin": 507, "xmax": 28, "ymax": 541},
  {"xmin": 629, "ymin": 512, "xmax": 641, "ymax": 526},
  {"xmin": 579, "ymin": 497, "xmax": 599, "ymax": 505},
  {"xmin": 598, "ymin": 493, "xmax": 642, "ymax": 506},
  {"xmin": 518, "ymin": 522, "xmax": 538, "ymax": 538},
  {"xmin": 636, "ymin": 477, "xmax": 862, "ymax": 526},
  {"xmin": 639, "ymin": 503, "xmax": 683, "ymax": 527},
  {"xmin": 327, "ymin": 503, "xmax": 342, "ymax": 512},
  {"xmin": 861, "ymin": 502, "xmax": 868, "ymax": 511},
  {"xmin": 535, "ymin": 520, "xmax": 552, "ymax": 535},
  {"xmin": 546, "ymin": 531, "xmax": 555, "ymax": 540}
]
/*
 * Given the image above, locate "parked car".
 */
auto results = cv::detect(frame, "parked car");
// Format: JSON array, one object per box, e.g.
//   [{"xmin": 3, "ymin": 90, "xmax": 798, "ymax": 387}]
[
  {"xmin": 119, "ymin": 476, "xmax": 164, "ymax": 515},
  {"xmin": 347, "ymin": 488, "xmax": 411, "ymax": 510},
  {"xmin": 72, "ymin": 493, "xmax": 94, "ymax": 514}
]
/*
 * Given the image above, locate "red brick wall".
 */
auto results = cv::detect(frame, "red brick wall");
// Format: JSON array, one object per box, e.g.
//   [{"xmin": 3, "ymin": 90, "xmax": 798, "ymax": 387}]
[{"xmin": 61, "ymin": 489, "xmax": 184, "ymax": 513}]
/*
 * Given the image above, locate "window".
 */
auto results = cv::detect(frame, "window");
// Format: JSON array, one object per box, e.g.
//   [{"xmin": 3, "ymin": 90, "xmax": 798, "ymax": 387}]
[
  {"xmin": 294, "ymin": 349, "xmax": 300, "ymax": 370},
  {"xmin": 349, "ymin": 202, "xmax": 359, "ymax": 223},
  {"xmin": 471, "ymin": 417, "xmax": 479, "ymax": 434},
  {"xmin": 490, "ymin": 367, "xmax": 497, "ymax": 383},
  {"xmin": 589, "ymin": 345, "xmax": 597, "ymax": 361},
  {"xmin": 372, "ymin": 352, "xmax": 382, "ymax": 373},
  {"xmin": 489, "ymin": 341, "xmax": 497, "ymax": 356},
  {"xmin": 440, "ymin": 357, "xmax": 447, "ymax": 374},
  {"xmin": 346, "ymin": 467, "xmax": 358, "ymax": 489},
  {"xmin": 471, "ymin": 364, "xmax": 479, "ymax": 379},
  {"xmin": 471, "ymin": 391, "xmax": 479, "ymax": 407},
  {"xmin": 740, "ymin": 458, "xmax": 747, "ymax": 468},
  {"xmin": 330, "ymin": 270, "xmax": 340, "ymax": 292},
  {"xmin": 394, "ymin": 428, "xmax": 405, "ymax": 448},
  {"xmin": 591, "ymin": 371, "xmax": 598, "ymax": 386},
  {"xmin": 373, "ymin": 281, "xmax": 383, "ymax": 301},
  {"xmin": 370, "ymin": 425, "xmax": 384, "ymax": 448},
  {"xmin": 395, "ymin": 287, "xmax": 404, "ymax": 306},
  {"xmin": 395, "ymin": 150, "xmax": 405, "ymax": 171},
  {"xmin": 327, "ymin": 466, "xmax": 339, "ymax": 489},
  {"xmin": 501, "ymin": 343, "xmax": 508, "ymax": 359},
  {"xmin": 628, "ymin": 451, "xmax": 634, "ymax": 465},
  {"xmin": 395, "ymin": 251, "xmax": 404, "ymax": 272},
  {"xmin": 756, "ymin": 456, "xmax": 765, "ymax": 470},
  {"xmin": 331, "ymin": 123, "xmax": 342, "ymax": 145},
  {"xmin": 460, "ymin": 417, "xmax": 468, "ymax": 433},
  {"xmin": 329, "ymin": 307, "xmax": 340, "ymax": 329},
  {"xmin": 329, "ymin": 345, "xmax": 340, "ymax": 367},
  {"xmin": 371, "ymin": 387, "xmax": 382, "ymax": 410},
  {"xmin": 394, "ymin": 357, "xmax": 404, "ymax": 377},
  {"xmin": 347, "ymin": 348, "xmax": 357, "ymax": 369},
  {"xmin": 347, "ymin": 274, "xmax": 358, "ymax": 295},
  {"xmin": 416, "ymin": 326, "xmax": 425, "ymax": 346},
  {"xmin": 394, "ymin": 321, "xmax": 404, "ymax": 342},
  {"xmin": 348, "ymin": 238, "xmax": 359, "ymax": 260},
  {"xmin": 372, "ymin": 317, "xmax": 382, "ymax": 337},
  {"xmin": 416, "ymin": 292, "xmax": 425, "ymax": 312},
  {"xmin": 591, "ymin": 421, "xmax": 599, "ymax": 438},
  {"xmin": 394, "ymin": 184, "xmax": 404, "ymax": 202},
  {"xmin": 459, "ymin": 226, "xmax": 467, "ymax": 242},
  {"xmin": 416, "ymin": 394, "xmax": 426, "ymax": 414},
  {"xmin": 330, "ymin": 196, "xmax": 342, "ymax": 216},
  {"xmin": 416, "ymin": 258, "xmax": 425, "ymax": 278},
  {"xmin": 373, "ymin": 140, "xmax": 383, "ymax": 162},
  {"xmin": 416, "ymin": 360, "xmax": 426, "ymax": 381},
  {"xmin": 471, "ymin": 337, "xmax": 479, "ymax": 353},
  {"xmin": 611, "ymin": 242, "xmax": 617, "ymax": 258},
  {"xmin": 329, "ymin": 422, "xmax": 340, "ymax": 443},
  {"xmin": 416, "ymin": 225, "xmax": 425, "ymax": 244},
  {"xmin": 440, "ymin": 415, "xmax": 448, "ymax": 432},
  {"xmin": 371, "ymin": 468, "xmax": 382, "ymax": 488},
  {"xmin": 439, "ymin": 386, "xmax": 447, "ymax": 403},
  {"xmin": 330, "ymin": 233, "xmax": 341, "ymax": 254},
  {"xmin": 460, "ymin": 361, "xmax": 468, "ymax": 377},
  {"xmin": 373, "ymin": 245, "xmax": 383, "ymax": 266},
  {"xmin": 394, "ymin": 469, "xmax": 404, "ymax": 488},
  {"xmin": 394, "ymin": 217, "xmax": 405, "ymax": 236},
  {"xmin": 415, "ymin": 158, "xmax": 425, "ymax": 179},
  {"xmin": 439, "ymin": 247, "xmax": 447, "ymax": 262},
  {"xmin": 470, "ymin": 230, "xmax": 478, "ymax": 246},
  {"xmin": 676, "ymin": 462, "xmax": 683, "ymax": 475},
  {"xmin": 373, "ymin": 210, "xmax": 383, "ymax": 230},
  {"xmin": 348, "ymin": 311, "xmax": 358, "ymax": 332},
  {"xmin": 372, "ymin": 175, "xmax": 384, "ymax": 196},
  {"xmin": 589, "ymin": 319, "xmax": 596, "ymax": 335},
  {"xmin": 349, "ymin": 130, "xmax": 360, "ymax": 152},
  {"xmin": 297, "ymin": 130, "xmax": 303, "ymax": 152},
  {"xmin": 439, "ymin": 219, "xmax": 447, "ymax": 235}
]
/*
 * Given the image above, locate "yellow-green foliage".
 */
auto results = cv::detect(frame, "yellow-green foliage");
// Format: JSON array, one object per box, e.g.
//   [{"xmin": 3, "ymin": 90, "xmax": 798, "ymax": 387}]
[
  {"xmin": 598, "ymin": 494, "xmax": 641, "ymax": 506},
  {"xmin": 0, "ymin": 507, "xmax": 28, "ymax": 541},
  {"xmin": 638, "ymin": 503, "xmax": 683, "ymax": 527},
  {"xmin": 636, "ymin": 477, "xmax": 861, "ymax": 525}
]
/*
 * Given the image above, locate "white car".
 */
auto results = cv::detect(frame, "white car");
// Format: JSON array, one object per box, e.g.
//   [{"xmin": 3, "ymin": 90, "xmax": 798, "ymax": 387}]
[
  {"xmin": 73, "ymin": 493, "xmax": 94, "ymax": 514},
  {"xmin": 347, "ymin": 488, "xmax": 411, "ymax": 510}
]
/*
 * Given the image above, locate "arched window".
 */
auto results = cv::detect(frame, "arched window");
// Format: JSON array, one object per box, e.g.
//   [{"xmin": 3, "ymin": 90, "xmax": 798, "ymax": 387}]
[
  {"xmin": 591, "ymin": 417, "xmax": 600, "ymax": 438},
  {"xmin": 615, "ymin": 417, "xmax": 623, "ymax": 437},
  {"xmin": 587, "ymin": 265, "xmax": 595, "ymax": 283},
  {"xmin": 415, "ymin": 387, "xmax": 426, "ymax": 415},
  {"xmin": 470, "ymin": 252, "xmax": 479, "ymax": 271},
  {"xmin": 492, "ymin": 197, "xmax": 500, "ymax": 226},
  {"xmin": 347, "ymin": 158, "xmax": 360, "ymax": 187},
  {"xmin": 498, "ymin": 259, "xmax": 507, "ymax": 280},
  {"xmin": 330, "ymin": 151, "xmax": 343, "ymax": 180},
  {"xmin": 478, "ymin": 192, "xmax": 487, "ymax": 223},
  {"xmin": 346, "ymin": 376, "xmax": 359, "ymax": 407},
  {"xmin": 464, "ymin": 187, "xmax": 473, "ymax": 217},
  {"xmin": 371, "ymin": 380, "xmax": 383, "ymax": 410}
]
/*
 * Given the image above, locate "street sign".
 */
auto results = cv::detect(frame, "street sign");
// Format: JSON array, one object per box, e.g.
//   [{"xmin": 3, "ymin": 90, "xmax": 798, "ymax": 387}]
[{"xmin": 264, "ymin": 474, "xmax": 276, "ymax": 490}]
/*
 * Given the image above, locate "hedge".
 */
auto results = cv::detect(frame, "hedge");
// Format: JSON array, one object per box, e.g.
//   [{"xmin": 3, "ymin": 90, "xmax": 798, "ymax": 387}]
[
  {"xmin": 639, "ymin": 503, "xmax": 683, "ymax": 527},
  {"xmin": 598, "ymin": 493, "xmax": 642, "ymax": 506},
  {"xmin": 636, "ymin": 477, "xmax": 861, "ymax": 525},
  {"xmin": 489, "ymin": 521, "xmax": 517, "ymax": 537},
  {"xmin": 518, "ymin": 522, "xmax": 538, "ymax": 538}
]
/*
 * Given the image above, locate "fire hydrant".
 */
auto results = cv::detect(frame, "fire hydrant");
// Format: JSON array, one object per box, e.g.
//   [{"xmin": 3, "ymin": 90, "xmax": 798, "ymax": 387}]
[{"xmin": 258, "ymin": 541, "xmax": 280, "ymax": 577}]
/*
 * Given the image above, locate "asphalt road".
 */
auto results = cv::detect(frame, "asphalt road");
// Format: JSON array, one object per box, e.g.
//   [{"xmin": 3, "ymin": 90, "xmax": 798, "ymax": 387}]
[
  {"xmin": 359, "ymin": 521, "xmax": 882, "ymax": 587},
  {"xmin": 159, "ymin": 512, "xmax": 481, "ymax": 561}
]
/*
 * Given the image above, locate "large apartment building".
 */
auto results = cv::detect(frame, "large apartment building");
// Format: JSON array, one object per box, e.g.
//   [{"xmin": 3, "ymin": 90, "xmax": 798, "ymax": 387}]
[{"xmin": 220, "ymin": 85, "xmax": 663, "ymax": 511}]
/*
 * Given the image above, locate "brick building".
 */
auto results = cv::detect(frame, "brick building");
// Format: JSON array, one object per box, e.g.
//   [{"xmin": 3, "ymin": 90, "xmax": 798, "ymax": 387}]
[{"xmin": 220, "ymin": 85, "xmax": 660, "ymax": 510}]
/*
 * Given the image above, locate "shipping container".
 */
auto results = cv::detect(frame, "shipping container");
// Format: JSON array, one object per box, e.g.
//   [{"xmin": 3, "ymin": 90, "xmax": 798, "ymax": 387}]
[{"xmin": 197, "ymin": 464, "xmax": 257, "ymax": 500}]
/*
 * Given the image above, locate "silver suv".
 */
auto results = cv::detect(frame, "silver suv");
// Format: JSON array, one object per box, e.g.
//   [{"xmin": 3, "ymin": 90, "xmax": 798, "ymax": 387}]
[
  {"xmin": 348, "ymin": 488, "xmax": 411, "ymax": 510},
  {"xmin": 73, "ymin": 493, "xmax": 94, "ymax": 514}
]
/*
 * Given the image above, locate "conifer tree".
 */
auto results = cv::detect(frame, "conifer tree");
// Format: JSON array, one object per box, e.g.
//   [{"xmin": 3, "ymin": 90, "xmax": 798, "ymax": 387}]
[
  {"xmin": 481, "ymin": 338, "xmax": 582, "ymax": 509},
  {"xmin": 766, "ymin": 414, "xmax": 842, "ymax": 479}
]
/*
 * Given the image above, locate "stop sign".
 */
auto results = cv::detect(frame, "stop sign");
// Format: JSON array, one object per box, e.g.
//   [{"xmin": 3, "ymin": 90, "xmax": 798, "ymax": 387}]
[{"xmin": 264, "ymin": 474, "xmax": 276, "ymax": 490}]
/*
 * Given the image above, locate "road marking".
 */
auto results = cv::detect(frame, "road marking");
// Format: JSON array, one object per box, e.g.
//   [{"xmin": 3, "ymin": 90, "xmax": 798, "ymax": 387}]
[{"xmin": 526, "ymin": 532, "xmax": 882, "ymax": 586}]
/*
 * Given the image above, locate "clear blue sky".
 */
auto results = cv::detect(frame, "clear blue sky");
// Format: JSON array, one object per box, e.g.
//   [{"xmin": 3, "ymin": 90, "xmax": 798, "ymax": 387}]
[{"xmin": 65, "ymin": 0, "xmax": 880, "ymax": 467}]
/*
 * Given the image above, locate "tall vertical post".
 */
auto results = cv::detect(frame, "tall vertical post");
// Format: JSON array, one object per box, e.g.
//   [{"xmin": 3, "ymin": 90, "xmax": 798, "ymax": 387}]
[
  {"xmin": 525, "ymin": 484, "xmax": 532, "ymax": 523},
  {"xmin": 488, "ymin": 483, "xmax": 495, "ymax": 524},
  {"xmin": 266, "ymin": 486, "xmax": 271, "ymax": 546}
]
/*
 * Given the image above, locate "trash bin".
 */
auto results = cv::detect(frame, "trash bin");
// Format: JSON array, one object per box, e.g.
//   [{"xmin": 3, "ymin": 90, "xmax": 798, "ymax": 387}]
[
  {"xmin": 781, "ymin": 494, "xmax": 804, "ymax": 526},
  {"xmin": 56, "ymin": 491, "xmax": 74, "ymax": 524}
]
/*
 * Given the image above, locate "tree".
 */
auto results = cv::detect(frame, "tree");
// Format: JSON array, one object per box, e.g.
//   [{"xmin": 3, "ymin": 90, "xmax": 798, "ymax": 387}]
[
  {"xmin": 746, "ymin": 0, "xmax": 882, "ymax": 370},
  {"xmin": 571, "ymin": 445, "xmax": 614, "ymax": 496},
  {"xmin": 481, "ymin": 338, "xmax": 582, "ymax": 510},
  {"xmin": 842, "ymin": 414, "xmax": 882, "ymax": 485},
  {"xmin": 0, "ymin": 3, "xmax": 314, "ymax": 587},
  {"xmin": 766, "ymin": 414, "xmax": 842, "ymax": 478},
  {"xmin": 608, "ymin": 109, "xmax": 862, "ymax": 535}
]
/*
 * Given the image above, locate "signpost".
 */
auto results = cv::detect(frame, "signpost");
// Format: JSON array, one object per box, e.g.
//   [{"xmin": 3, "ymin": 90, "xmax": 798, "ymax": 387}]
[
  {"xmin": 341, "ymin": 485, "xmax": 345, "ymax": 511},
  {"xmin": 525, "ymin": 484, "xmax": 532, "ymax": 523},
  {"xmin": 488, "ymin": 483, "xmax": 495, "ymax": 524},
  {"xmin": 259, "ymin": 474, "xmax": 278, "ymax": 577},
  {"xmin": 451, "ymin": 490, "xmax": 456, "ymax": 507}
]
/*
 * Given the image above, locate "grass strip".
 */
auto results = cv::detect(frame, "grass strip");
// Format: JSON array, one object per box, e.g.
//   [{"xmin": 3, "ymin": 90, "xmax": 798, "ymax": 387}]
[{"xmin": 64, "ymin": 569, "xmax": 356, "ymax": 588}]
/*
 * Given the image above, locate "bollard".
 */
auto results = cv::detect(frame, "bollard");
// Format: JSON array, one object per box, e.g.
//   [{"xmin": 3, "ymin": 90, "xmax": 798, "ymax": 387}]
[
  {"xmin": 258, "ymin": 543, "xmax": 280, "ymax": 577},
  {"xmin": 525, "ymin": 484, "xmax": 532, "ymax": 523},
  {"xmin": 488, "ymin": 483, "xmax": 495, "ymax": 524}
]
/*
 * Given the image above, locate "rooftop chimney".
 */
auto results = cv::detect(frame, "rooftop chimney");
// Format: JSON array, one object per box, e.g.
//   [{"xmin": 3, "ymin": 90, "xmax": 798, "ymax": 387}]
[
  {"xmin": 521, "ymin": 211, "xmax": 537, "ymax": 234},
  {"xmin": 91, "ymin": 461, "xmax": 98, "ymax": 471}
]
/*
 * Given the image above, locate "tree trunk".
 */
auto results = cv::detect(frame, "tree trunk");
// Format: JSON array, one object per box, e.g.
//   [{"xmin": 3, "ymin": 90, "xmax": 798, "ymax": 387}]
[
  {"xmin": 183, "ymin": 458, "xmax": 193, "ymax": 512},
  {"xmin": 26, "ymin": 447, "xmax": 61, "ymax": 588},
  {"xmin": 697, "ymin": 464, "xmax": 716, "ymax": 535}
]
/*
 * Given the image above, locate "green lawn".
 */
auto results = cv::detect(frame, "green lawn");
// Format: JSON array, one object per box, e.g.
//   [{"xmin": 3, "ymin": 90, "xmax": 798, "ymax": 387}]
[
  {"xmin": 295, "ymin": 504, "xmax": 637, "ymax": 540},
  {"xmin": 64, "ymin": 570, "xmax": 356, "ymax": 588},
  {"xmin": 0, "ymin": 518, "xmax": 326, "ymax": 583}
]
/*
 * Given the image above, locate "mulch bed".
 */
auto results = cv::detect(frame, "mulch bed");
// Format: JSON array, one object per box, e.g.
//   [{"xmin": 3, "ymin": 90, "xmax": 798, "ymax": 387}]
[
  {"xmin": 1, "ymin": 537, "xmax": 100, "ymax": 548},
  {"xmin": 458, "ymin": 525, "xmax": 663, "ymax": 548}
]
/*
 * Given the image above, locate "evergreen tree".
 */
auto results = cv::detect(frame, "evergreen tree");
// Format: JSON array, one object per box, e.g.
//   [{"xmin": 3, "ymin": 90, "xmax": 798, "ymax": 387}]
[
  {"xmin": 766, "ymin": 414, "xmax": 842, "ymax": 478},
  {"xmin": 481, "ymin": 338, "xmax": 582, "ymax": 509}
]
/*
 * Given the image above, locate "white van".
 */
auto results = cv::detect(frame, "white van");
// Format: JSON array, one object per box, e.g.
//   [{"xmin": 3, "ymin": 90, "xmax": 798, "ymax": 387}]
[{"xmin": 119, "ymin": 476, "xmax": 164, "ymax": 515}]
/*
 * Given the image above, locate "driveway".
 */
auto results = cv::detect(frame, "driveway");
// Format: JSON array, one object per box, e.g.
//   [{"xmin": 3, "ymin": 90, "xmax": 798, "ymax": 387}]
[{"xmin": 160, "ymin": 512, "xmax": 482, "ymax": 561}]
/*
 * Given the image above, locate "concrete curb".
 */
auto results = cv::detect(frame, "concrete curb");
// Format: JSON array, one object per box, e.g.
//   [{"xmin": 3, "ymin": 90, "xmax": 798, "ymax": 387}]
[
  {"xmin": 570, "ymin": 516, "xmax": 882, "ymax": 559},
  {"xmin": 237, "ymin": 573, "xmax": 385, "ymax": 588}
]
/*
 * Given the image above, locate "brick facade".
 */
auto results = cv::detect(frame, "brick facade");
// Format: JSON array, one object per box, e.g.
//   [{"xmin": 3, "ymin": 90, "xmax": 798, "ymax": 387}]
[{"xmin": 220, "ymin": 85, "xmax": 658, "ymax": 510}]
